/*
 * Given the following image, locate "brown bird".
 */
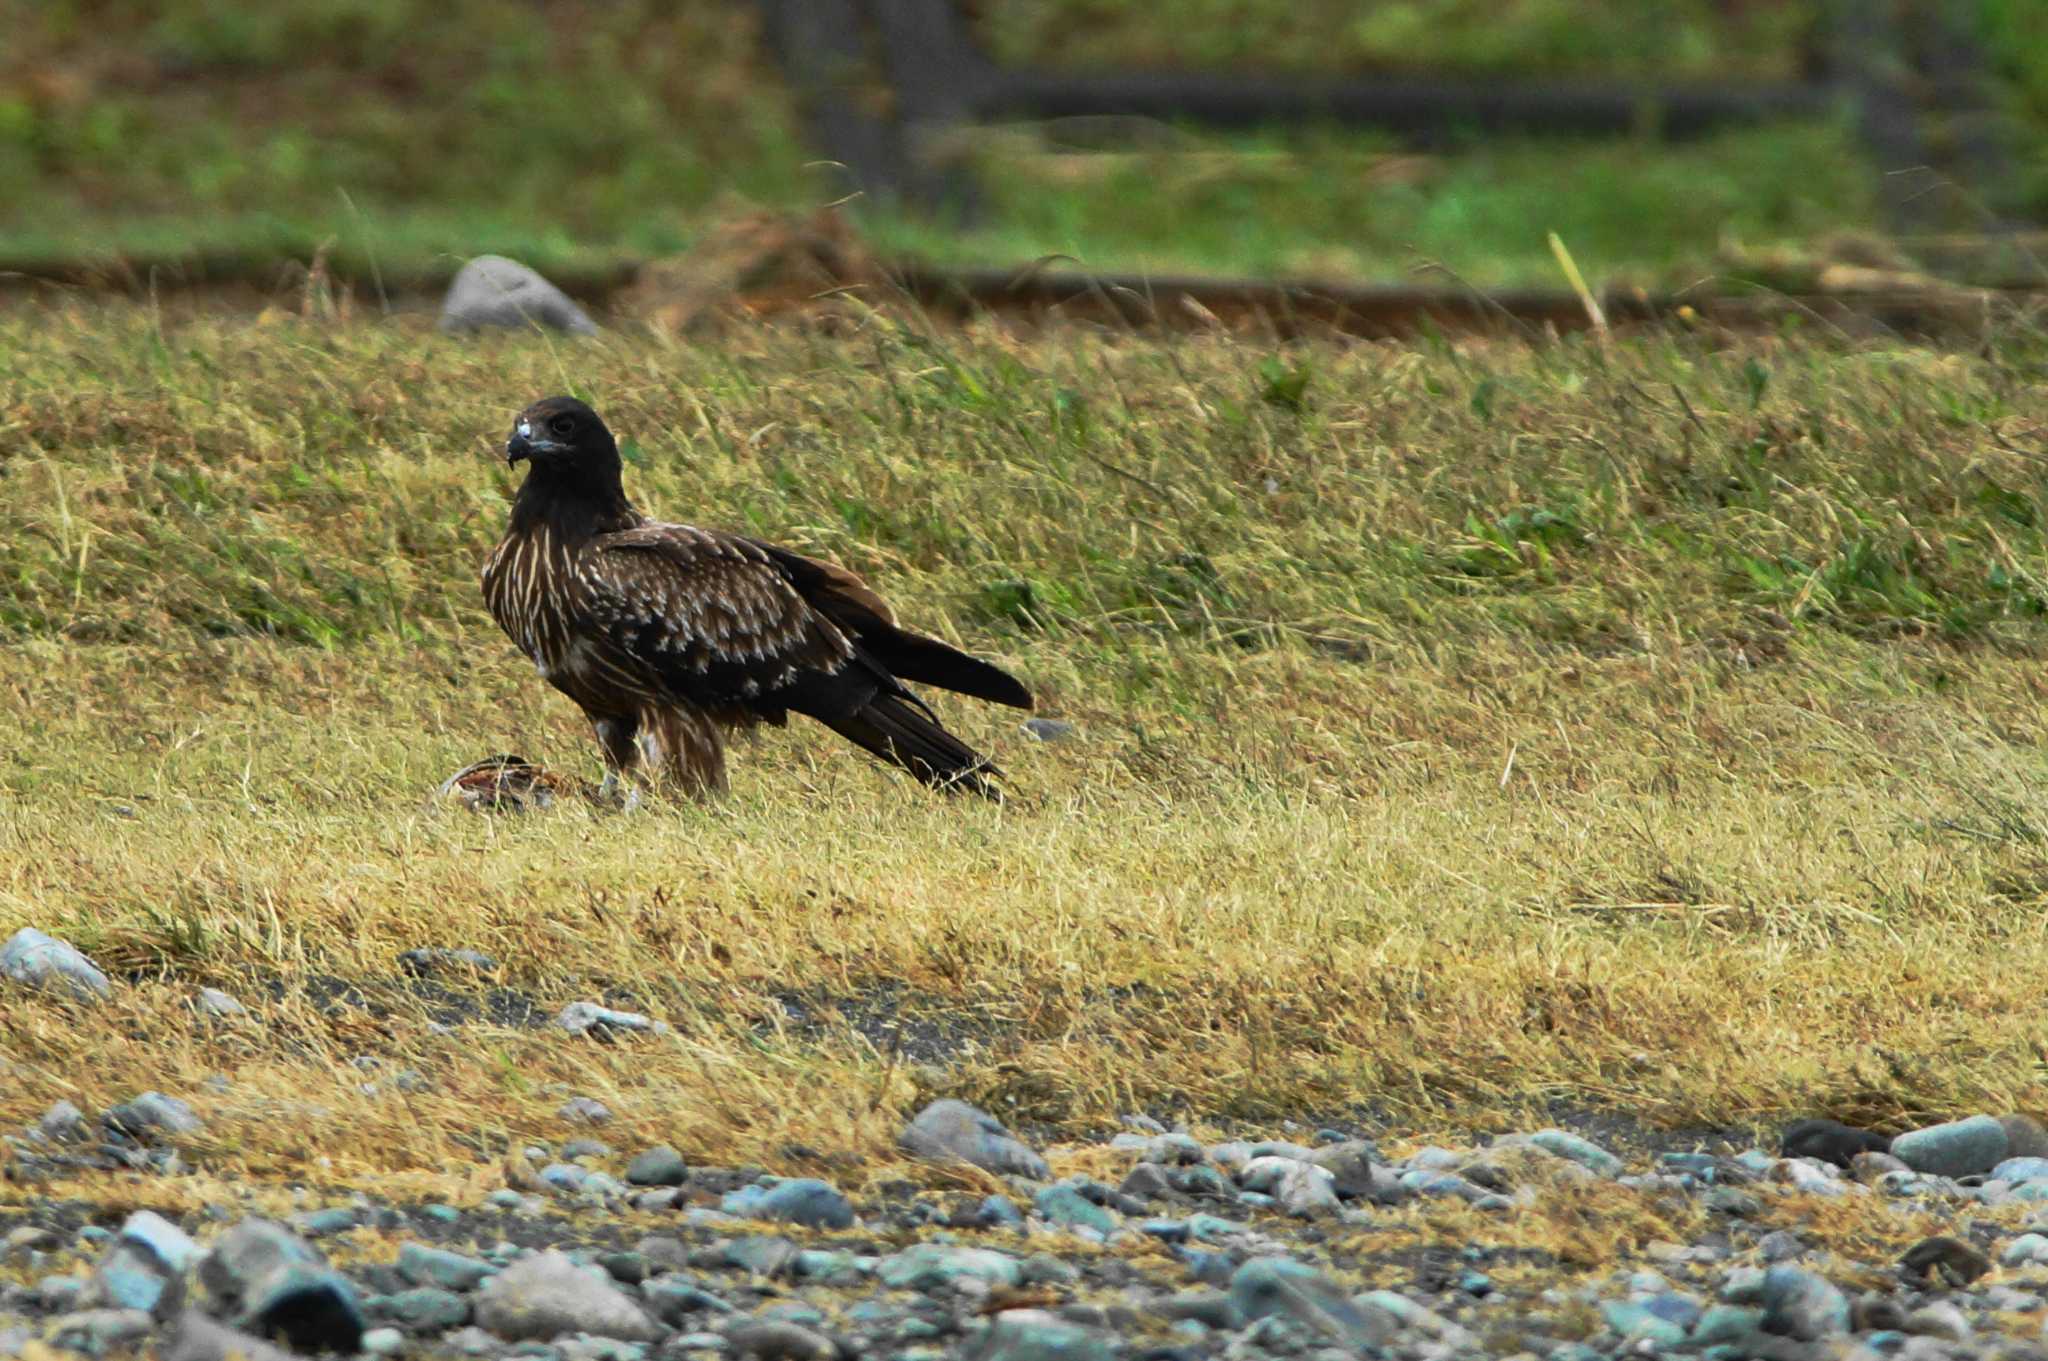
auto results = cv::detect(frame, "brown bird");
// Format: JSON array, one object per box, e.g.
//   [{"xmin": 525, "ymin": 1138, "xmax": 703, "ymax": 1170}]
[{"xmin": 481, "ymin": 396, "xmax": 1031, "ymax": 804}]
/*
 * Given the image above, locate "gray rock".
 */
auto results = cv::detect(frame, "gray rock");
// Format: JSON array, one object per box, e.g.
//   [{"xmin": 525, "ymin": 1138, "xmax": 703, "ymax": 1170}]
[
  {"xmin": 399, "ymin": 1244, "xmax": 496, "ymax": 1292},
  {"xmin": 978, "ymin": 1195, "xmax": 1025, "ymax": 1228},
  {"xmin": 36, "ymin": 1100, "xmax": 89, "ymax": 1143},
  {"xmin": 1760, "ymin": 1265, "xmax": 1850, "ymax": 1340},
  {"xmin": 554, "ymin": 1003, "xmax": 666, "ymax": 1039},
  {"xmin": 196, "ymin": 1219, "xmax": 365, "ymax": 1353},
  {"xmin": 1600, "ymin": 1299, "xmax": 1689, "ymax": 1348},
  {"xmin": 1033, "ymin": 1185, "xmax": 1116, "ymax": 1236},
  {"xmin": 397, "ymin": 948, "xmax": 500, "ymax": 977},
  {"xmin": 1757, "ymin": 1230, "xmax": 1806, "ymax": 1262},
  {"xmin": 1269, "ymin": 1162, "xmax": 1339, "ymax": 1219},
  {"xmin": 195, "ymin": 989, "xmax": 246, "ymax": 1019},
  {"xmin": 642, "ymin": 1277, "xmax": 735, "ymax": 1325},
  {"xmin": 965, "ymin": 1309, "xmax": 1112, "ymax": 1361},
  {"xmin": 379, "ymin": 1286, "xmax": 470, "ymax": 1331},
  {"xmin": 722, "ymin": 1180, "xmax": 854, "ymax": 1231},
  {"xmin": 104, "ymin": 1092, "xmax": 202, "ymax": 1140},
  {"xmin": 1904, "ymin": 1301, "xmax": 1971, "ymax": 1342},
  {"xmin": 875, "ymin": 1244, "xmax": 1023, "ymax": 1291},
  {"xmin": 361, "ymin": 1326, "xmax": 406, "ymax": 1355},
  {"xmin": 84, "ymin": 1211, "xmax": 200, "ymax": 1315},
  {"xmin": 1693, "ymin": 1303, "xmax": 1766, "ymax": 1345},
  {"xmin": 162, "ymin": 1309, "xmax": 299, "ymax": 1361},
  {"xmin": 1152, "ymin": 1291, "xmax": 1242, "ymax": 1331},
  {"xmin": 439, "ymin": 256, "xmax": 598, "ymax": 336},
  {"xmin": 1228, "ymin": 1258, "xmax": 1388, "ymax": 1348},
  {"xmin": 727, "ymin": 1319, "xmax": 841, "ymax": 1360},
  {"xmin": 0, "ymin": 928, "xmax": 111, "ymax": 1001},
  {"xmin": 49, "ymin": 1307, "xmax": 154, "ymax": 1354},
  {"xmin": 900, "ymin": 1100, "xmax": 1049, "ymax": 1180},
  {"xmin": 472, "ymin": 1251, "xmax": 661, "ymax": 1342},
  {"xmin": 2003, "ymin": 1233, "xmax": 2048, "ymax": 1267},
  {"xmin": 626, "ymin": 1147, "xmax": 687, "ymax": 1187},
  {"xmin": 1891, "ymin": 1116, "xmax": 2008, "ymax": 1178},
  {"xmin": 557, "ymin": 1098, "xmax": 612, "ymax": 1125},
  {"xmin": 1528, "ymin": 1128, "xmax": 1623, "ymax": 1177},
  {"xmin": 1995, "ymin": 1157, "xmax": 2048, "ymax": 1182},
  {"xmin": 1850, "ymin": 1151, "xmax": 1912, "ymax": 1181},
  {"xmin": 293, "ymin": 1209, "xmax": 360, "ymax": 1239},
  {"xmin": 1019, "ymin": 719, "xmax": 1076, "ymax": 742},
  {"xmin": 2000, "ymin": 1113, "xmax": 2048, "ymax": 1158}
]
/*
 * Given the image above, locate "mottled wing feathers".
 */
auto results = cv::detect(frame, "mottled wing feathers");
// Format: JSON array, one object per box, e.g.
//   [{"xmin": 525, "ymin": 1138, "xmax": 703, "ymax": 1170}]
[
  {"xmin": 585, "ymin": 524, "xmax": 868, "ymax": 717},
  {"xmin": 745, "ymin": 540, "xmax": 1034, "ymax": 711}
]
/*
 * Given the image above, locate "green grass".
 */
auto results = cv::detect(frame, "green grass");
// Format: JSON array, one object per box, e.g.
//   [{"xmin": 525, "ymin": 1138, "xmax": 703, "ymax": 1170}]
[{"xmin": 9, "ymin": 302, "xmax": 2048, "ymax": 1199}]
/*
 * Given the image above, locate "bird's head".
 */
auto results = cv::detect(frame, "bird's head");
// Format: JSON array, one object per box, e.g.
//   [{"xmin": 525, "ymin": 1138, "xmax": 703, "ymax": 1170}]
[{"xmin": 505, "ymin": 396, "xmax": 616, "ymax": 469}]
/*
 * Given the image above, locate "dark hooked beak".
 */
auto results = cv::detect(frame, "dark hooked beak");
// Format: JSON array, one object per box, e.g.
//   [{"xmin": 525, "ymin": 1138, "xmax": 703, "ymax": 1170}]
[{"xmin": 505, "ymin": 432, "xmax": 534, "ymax": 465}]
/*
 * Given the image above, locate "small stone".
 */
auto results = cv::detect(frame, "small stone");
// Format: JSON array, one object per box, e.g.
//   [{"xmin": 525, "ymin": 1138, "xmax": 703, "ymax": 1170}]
[
  {"xmin": 195, "ymin": 989, "xmax": 246, "ymax": 1018},
  {"xmin": 965, "ymin": 1308, "xmax": 1112, "ymax": 1361},
  {"xmin": 557, "ymin": 1098, "xmax": 612, "ymax": 1125},
  {"xmin": 554, "ymin": 1002, "xmax": 666, "ymax": 1039},
  {"xmin": 103, "ymin": 1092, "xmax": 202, "ymax": 1140},
  {"xmin": 196, "ymin": 1219, "xmax": 366, "ymax": 1353},
  {"xmin": 84, "ymin": 1211, "xmax": 200, "ymax": 1315},
  {"xmin": 472, "ymin": 1251, "xmax": 661, "ymax": 1342},
  {"xmin": 1228, "ymin": 1258, "xmax": 1388, "ymax": 1348},
  {"xmin": 722, "ymin": 1179, "xmax": 854, "ymax": 1231},
  {"xmin": 724, "ymin": 1236, "xmax": 799, "ymax": 1278},
  {"xmin": 362, "ymin": 1327, "xmax": 406, "ymax": 1355},
  {"xmin": 1779, "ymin": 1118, "xmax": 1890, "ymax": 1168},
  {"xmin": 2002, "ymin": 1113, "xmax": 2048, "ymax": 1159},
  {"xmin": 1899, "ymin": 1236, "xmax": 1990, "ymax": 1286},
  {"xmin": 162, "ymin": 1309, "xmax": 299, "ymax": 1361},
  {"xmin": 294, "ymin": 1209, "xmax": 361, "ymax": 1239},
  {"xmin": 399, "ymin": 1244, "xmax": 496, "ymax": 1292},
  {"xmin": 875, "ymin": 1244, "xmax": 1023, "ymax": 1291},
  {"xmin": 1850, "ymin": 1151, "xmax": 1911, "ymax": 1181},
  {"xmin": 1600, "ymin": 1299, "xmax": 1688, "ymax": 1348},
  {"xmin": 1760, "ymin": 1264, "xmax": 1850, "ymax": 1340},
  {"xmin": 2002, "ymin": 1233, "xmax": 2048, "ymax": 1267},
  {"xmin": 6, "ymin": 1225, "xmax": 59, "ymax": 1253},
  {"xmin": 1903, "ymin": 1301, "xmax": 1970, "ymax": 1342},
  {"xmin": 625, "ymin": 1147, "xmax": 687, "ymax": 1187},
  {"xmin": 1019, "ymin": 719, "xmax": 1076, "ymax": 742},
  {"xmin": 1153, "ymin": 1291, "xmax": 1243, "ymax": 1331},
  {"xmin": 37, "ymin": 1100, "xmax": 89, "ymax": 1143},
  {"xmin": 1692, "ymin": 1304, "xmax": 1766, "ymax": 1346},
  {"xmin": 978, "ymin": 1196, "xmax": 1025, "ymax": 1228},
  {"xmin": 381, "ymin": 1286, "xmax": 471, "ymax": 1331},
  {"xmin": 1757, "ymin": 1230, "xmax": 1806, "ymax": 1262},
  {"xmin": 397, "ymin": 948, "xmax": 500, "ymax": 977},
  {"xmin": 1890, "ymin": 1116, "xmax": 2008, "ymax": 1178},
  {"xmin": 50, "ymin": 1307, "xmax": 154, "ymax": 1354},
  {"xmin": 1527, "ymin": 1129, "xmax": 1623, "ymax": 1177},
  {"xmin": 900, "ymin": 1100, "xmax": 1049, "ymax": 1180},
  {"xmin": 1033, "ymin": 1184, "xmax": 1117, "ymax": 1236},
  {"xmin": 561, "ymin": 1139, "xmax": 610, "ymax": 1160},
  {"xmin": 727, "ymin": 1319, "xmax": 841, "ymax": 1361},
  {"xmin": 439, "ymin": 256, "xmax": 598, "ymax": 336},
  {"xmin": 0, "ymin": 928, "xmax": 112, "ymax": 1001}
]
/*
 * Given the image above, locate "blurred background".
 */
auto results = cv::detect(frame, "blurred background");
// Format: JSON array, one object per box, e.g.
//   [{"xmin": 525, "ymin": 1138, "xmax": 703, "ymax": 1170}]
[{"xmin": 2, "ymin": 0, "xmax": 2045, "ymax": 305}]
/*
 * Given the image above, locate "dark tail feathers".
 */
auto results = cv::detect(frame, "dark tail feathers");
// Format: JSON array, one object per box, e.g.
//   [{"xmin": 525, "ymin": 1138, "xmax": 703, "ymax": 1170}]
[
  {"xmin": 860, "ymin": 627, "xmax": 1033, "ymax": 710},
  {"xmin": 821, "ymin": 693, "xmax": 1005, "ymax": 800}
]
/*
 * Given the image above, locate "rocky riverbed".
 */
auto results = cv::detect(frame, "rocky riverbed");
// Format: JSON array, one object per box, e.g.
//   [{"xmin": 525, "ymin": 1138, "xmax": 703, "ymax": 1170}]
[{"xmin": 11, "ymin": 1086, "xmax": 2048, "ymax": 1361}]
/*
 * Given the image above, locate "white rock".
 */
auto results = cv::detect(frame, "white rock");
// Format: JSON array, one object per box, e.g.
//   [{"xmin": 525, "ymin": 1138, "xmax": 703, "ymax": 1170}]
[
  {"xmin": 439, "ymin": 256, "xmax": 597, "ymax": 336},
  {"xmin": 1, "ymin": 928, "xmax": 111, "ymax": 1000},
  {"xmin": 473, "ymin": 1250, "xmax": 661, "ymax": 1342}
]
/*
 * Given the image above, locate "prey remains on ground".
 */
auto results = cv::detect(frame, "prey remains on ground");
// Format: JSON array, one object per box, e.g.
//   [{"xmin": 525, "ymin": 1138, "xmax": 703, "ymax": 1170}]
[{"xmin": 5, "ymin": 302, "xmax": 2048, "ymax": 1205}]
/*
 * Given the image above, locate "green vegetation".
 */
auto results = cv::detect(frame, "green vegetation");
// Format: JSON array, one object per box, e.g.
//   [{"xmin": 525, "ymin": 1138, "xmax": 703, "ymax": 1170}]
[{"xmin": 8, "ymin": 304, "xmax": 2048, "ymax": 1196}]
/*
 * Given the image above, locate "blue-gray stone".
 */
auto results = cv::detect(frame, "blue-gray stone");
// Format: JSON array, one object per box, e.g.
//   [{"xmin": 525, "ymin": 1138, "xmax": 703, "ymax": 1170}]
[
  {"xmin": 1177, "ymin": 1249, "xmax": 1238, "ymax": 1285},
  {"xmin": 2002, "ymin": 1233, "xmax": 2048, "ymax": 1267},
  {"xmin": 538, "ymin": 1164, "xmax": 588, "ymax": 1194},
  {"xmin": 1891, "ymin": 1116, "xmax": 2008, "ymax": 1178},
  {"xmin": 295, "ymin": 1209, "xmax": 361, "ymax": 1239},
  {"xmin": 876, "ymin": 1244, "xmax": 1023, "ymax": 1291},
  {"xmin": 486, "ymin": 1189, "xmax": 527, "ymax": 1210},
  {"xmin": 118, "ymin": 1211, "xmax": 200, "ymax": 1274},
  {"xmin": 1138, "ymin": 1219, "xmax": 1190, "ymax": 1243},
  {"xmin": 1601, "ymin": 1300, "xmax": 1687, "ymax": 1348},
  {"xmin": 1529, "ymin": 1129, "xmax": 1623, "ymax": 1177},
  {"xmin": 642, "ymin": 1278, "xmax": 735, "ymax": 1325},
  {"xmin": 472, "ymin": 1251, "xmax": 661, "ymax": 1343},
  {"xmin": 1399, "ymin": 1170, "xmax": 1490, "ymax": 1202},
  {"xmin": 85, "ymin": 1212, "xmax": 200, "ymax": 1316},
  {"xmin": 966, "ymin": 1309, "xmax": 1114, "ymax": 1361},
  {"xmin": 198, "ymin": 1220, "xmax": 364, "ymax": 1353},
  {"xmin": 1719, "ymin": 1267, "xmax": 1767, "ymax": 1304},
  {"xmin": 723, "ymin": 1236, "xmax": 798, "ymax": 1277},
  {"xmin": 1185, "ymin": 1213, "xmax": 1238, "ymax": 1242},
  {"xmin": 49, "ymin": 1308, "xmax": 154, "ymax": 1356},
  {"xmin": 104, "ymin": 1093, "xmax": 201, "ymax": 1140},
  {"xmin": 977, "ymin": 1196, "xmax": 1024, "ymax": 1228},
  {"xmin": 721, "ymin": 1178, "xmax": 853, "ymax": 1230},
  {"xmin": 1033, "ymin": 1184, "xmax": 1117, "ymax": 1236},
  {"xmin": 1457, "ymin": 1270, "xmax": 1492, "ymax": 1297},
  {"xmin": 791, "ymin": 1249, "xmax": 866, "ymax": 1282},
  {"xmin": 1994, "ymin": 1157, "xmax": 2048, "ymax": 1182},
  {"xmin": 625, "ymin": 1147, "xmax": 687, "ymax": 1187},
  {"xmin": 1691, "ymin": 1303, "xmax": 1766, "ymax": 1345},
  {"xmin": 1658, "ymin": 1152, "xmax": 1721, "ymax": 1177},
  {"xmin": 1760, "ymin": 1265, "xmax": 1849, "ymax": 1340},
  {"xmin": 900, "ymin": 1100, "xmax": 1050, "ymax": 1180},
  {"xmin": 1704, "ymin": 1186, "xmax": 1762, "ymax": 1217},
  {"xmin": 1733, "ymin": 1150, "xmax": 1777, "ymax": 1175},
  {"xmin": 361, "ymin": 1327, "xmax": 406, "ymax": 1356},
  {"xmin": 380, "ymin": 1287, "xmax": 470, "ymax": 1331},
  {"xmin": 420, "ymin": 1204, "xmax": 461, "ymax": 1225},
  {"xmin": 1228, "ymin": 1258, "xmax": 1387, "ymax": 1347},
  {"xmin": 1, "ymin": 928, "xmax": 111, "ymax": 1001},
  {"xmin": 439, "ymin": 257, "xmax": 598, "ymax": 337}
]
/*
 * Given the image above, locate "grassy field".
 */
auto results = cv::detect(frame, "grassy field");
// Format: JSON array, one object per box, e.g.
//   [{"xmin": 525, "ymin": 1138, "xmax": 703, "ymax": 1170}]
[
  {"xmin": 1, "ymin": 0, "xmax": 1915, "ymax": 288},
  {"xmin": 7, "ymin": 300, "xmax": 2048, "ymax": 1202}
]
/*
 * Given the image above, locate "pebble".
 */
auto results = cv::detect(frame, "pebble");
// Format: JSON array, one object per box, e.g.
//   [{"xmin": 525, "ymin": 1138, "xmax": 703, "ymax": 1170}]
[
  {"xmin": 1890, "ymin": 1115, "xmax": 2008, "ymax": 1178},
  {"xmin": 103, "ymin": 1092, "xmax": 202, "ymax": 1140},
  {"xmin": 361, "ymin": 1326, "xmax": 406, "ymax": 1355},
  {"xmin": 722, "ymin": 1179, "xmax": 855, "ymax": 1230},
  {"xmin": 84, "ymin": 1211, "xmax": 200, "ymax": 1315},
  {"xmin": 378, "ymin": 1285, "xmax": 470, "ymax": 1330},
  {"xmin": 554, "ymin": 1002, "xmax": 666, "ymax": 1039},
  {"xmin": 472, "ymin": 1251, "xmax": 662, "ymax": 1342},
  {"xmin": 194, "ymin": 988, "xmax": 246, "ymax": 1018},
  {"xmin": 1228, "ymin": 1258, "xmax": 1388, "ymax": 1348},
  {"xmin": 875, "ymin": 1244, "xmax": 1023, "ymax": 1291},
  {"xmin": 1760, "ymin": 1264, "xmax": 1850, "ymax": 1340},
  {"xmin": 1018, "ymin": 718, "xmax": 1076, "ymax": 742},
  {"xmin": 626, "ymin": 1146, "xmax": 687, "ymax": 1187},
  {"xmin": 400, "ymin": 1244, "xmax": 497, "ymax": 1292},
  {"xmin": 727, "ymin": 1319, "xmax": 841, "ymax": 1360},
  {"xmin": 1527, "ymin": 1129, "xmax": 1623, "ymax": 1177},
  {"xmin": 439, "ymin": 256, "xmax": 599, "ymax": 336},
  {"xmin": 967, "ymin": 1308, "xmax": 1113, "ymax": 1361},
  {"xmin": 294, "ymin": 1208, "xmax": 361, "ymax": 1239},
  {"xmin": 557, "ymin": 1097, "xmax": 612, "ymax": 1125},
  {"xmin": 50, "ymin": 1306, "xmax": 155, "ymax": 1354},
  {"xmin": 397, "ymin": 947, "xmax": 501, "ymax": 976},
  {"xmin": 1033, "ymin": 1184, "xmax": 1117, "ymax": 1236},
  {"xmin": 0, "ymin": 927, "xmax": 112, "ymax": 1000},
  {"xmin": 899, "ymin": 1100, "xmax": 1050, "ymax": 1180}
]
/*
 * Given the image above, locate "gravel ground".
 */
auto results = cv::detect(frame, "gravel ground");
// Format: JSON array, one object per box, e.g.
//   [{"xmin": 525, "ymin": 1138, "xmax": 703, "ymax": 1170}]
[{"xmin": 11, "ymin": 1087, "xmax": 2048, "ymax": 1361}]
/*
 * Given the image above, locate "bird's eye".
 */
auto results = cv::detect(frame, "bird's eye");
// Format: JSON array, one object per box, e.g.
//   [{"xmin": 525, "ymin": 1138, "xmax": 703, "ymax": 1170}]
[{"xmin": 548, "ymin": 415, "xmax": 576, "ymax": 438}]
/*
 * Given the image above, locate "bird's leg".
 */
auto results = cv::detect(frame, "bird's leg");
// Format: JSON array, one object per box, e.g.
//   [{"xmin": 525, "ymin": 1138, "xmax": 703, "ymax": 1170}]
[{"xmin": 590, "ymin": 715, "xmax": 648, "ymax": 811}]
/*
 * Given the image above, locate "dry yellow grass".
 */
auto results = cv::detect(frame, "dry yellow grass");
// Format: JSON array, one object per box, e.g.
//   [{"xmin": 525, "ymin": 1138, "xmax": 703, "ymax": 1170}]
[{"xmin": 5, "ymin": 301, "xmax": 2048, "ymax": 1208}]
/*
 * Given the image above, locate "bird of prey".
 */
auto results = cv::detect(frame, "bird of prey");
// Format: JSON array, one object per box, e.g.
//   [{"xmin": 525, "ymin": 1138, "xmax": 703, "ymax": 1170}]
[{"xmin": 481, "ymin": 396, "xmax": 1032, "ymax": 804}]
